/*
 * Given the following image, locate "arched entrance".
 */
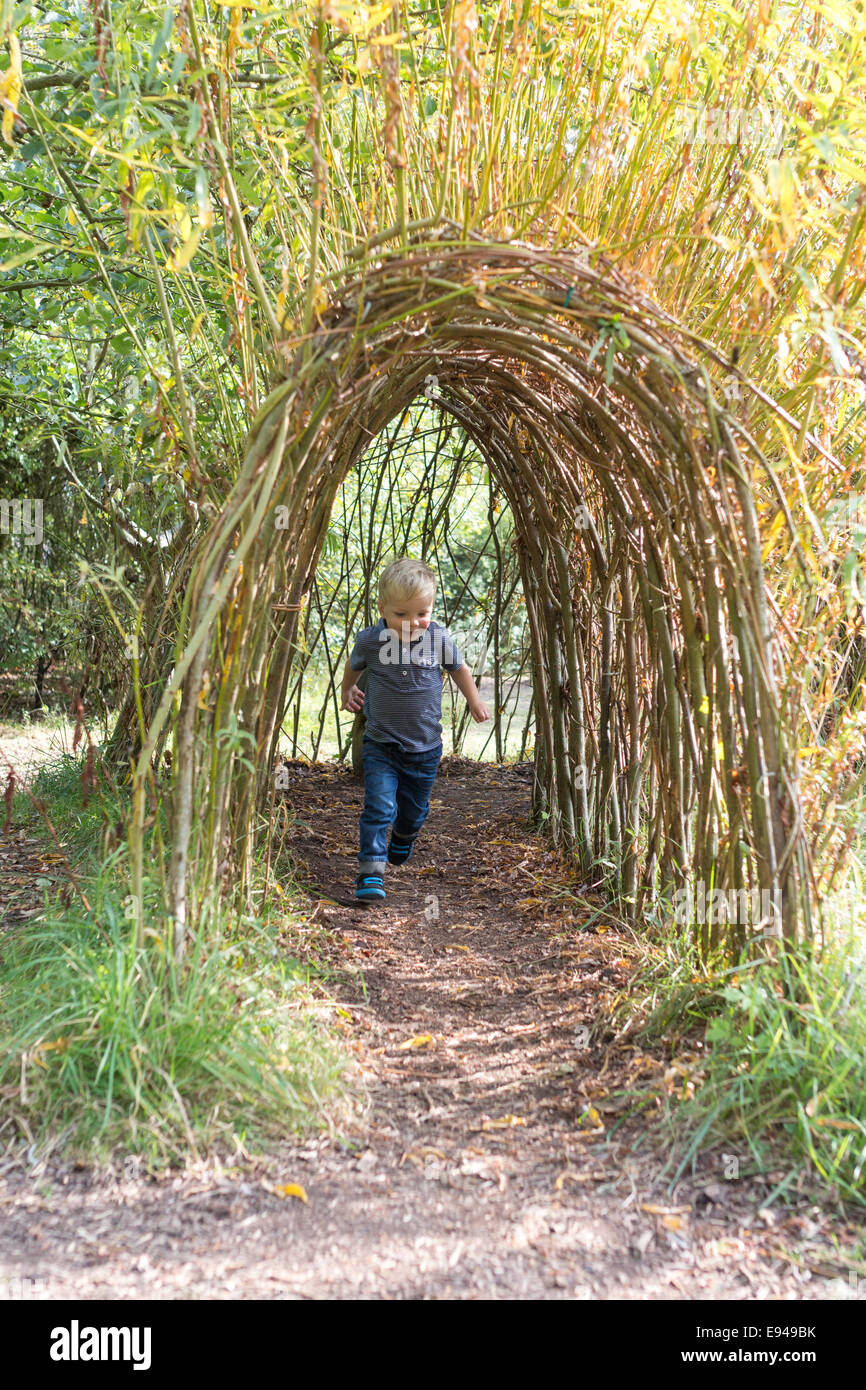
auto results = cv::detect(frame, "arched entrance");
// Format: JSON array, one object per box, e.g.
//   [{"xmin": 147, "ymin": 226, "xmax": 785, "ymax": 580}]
[{"xmin": 145, "ymin": 235, "xmax": 810, "ymax": 957}]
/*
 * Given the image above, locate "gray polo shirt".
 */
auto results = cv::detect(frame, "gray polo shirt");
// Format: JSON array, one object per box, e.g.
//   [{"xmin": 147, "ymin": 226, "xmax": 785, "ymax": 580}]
[{"xmin": 349, "ymin": 617, "xmax": 465, "ymax": 753}]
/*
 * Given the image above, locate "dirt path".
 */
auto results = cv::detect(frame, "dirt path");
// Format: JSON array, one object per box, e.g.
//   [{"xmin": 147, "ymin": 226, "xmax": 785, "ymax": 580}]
[
  {"xmin": 0, "ymin": 721, "xmax": 78, "ymax": 928},
  {"xmin": 0, "ymin": 758, "xmax": 860, "ymax": 1299}
]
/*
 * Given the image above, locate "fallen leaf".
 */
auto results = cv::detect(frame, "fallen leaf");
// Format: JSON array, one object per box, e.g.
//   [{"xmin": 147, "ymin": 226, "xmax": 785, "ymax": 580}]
[
  {"xmin": 398, "ymin": 1034, "xmax": 433, "ymax": 1050},
  {"xmin": 554, "ymin": 1169, "xmax": 608, "ymax": 1190},
  {"xmin": 580, "ymin": 1105, "xmax": 604, "ymax": 1129},
  {"xmin": 400, "ymin": 1147, "xmax": 446, "ymax": 1166},
  {"xmin": 32, "ymin": 1037, "xmax": 72, "ymax": 1055},
  {"xmin": 273, "ymin": 1183, "xmax": 308, "ymax": 1202},
  {"xmin": 595, "ymin": 1094, "xmax": 633, "ymax": 1114},
  {"xmin": 641, "ymin": 1203, "xmax": 691, "ymax": 1216}
]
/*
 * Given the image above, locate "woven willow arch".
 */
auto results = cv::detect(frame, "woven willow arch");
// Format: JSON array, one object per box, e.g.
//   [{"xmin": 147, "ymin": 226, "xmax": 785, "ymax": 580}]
[{"xmin": 148, "ymin": 234, "xmax": 812, "ymax": 958}]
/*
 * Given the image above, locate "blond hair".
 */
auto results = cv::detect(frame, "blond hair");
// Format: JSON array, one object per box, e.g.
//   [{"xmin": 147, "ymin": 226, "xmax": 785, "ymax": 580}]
[{"xmin": 378, "ymin": 557, "xmax": 436, "ymax": 608}]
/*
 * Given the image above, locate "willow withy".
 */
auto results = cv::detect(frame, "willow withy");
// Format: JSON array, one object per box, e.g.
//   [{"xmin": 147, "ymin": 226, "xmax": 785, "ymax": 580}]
[{"xmin": 144, "ymin": 233, "xmax": 821, "ymax": 961}]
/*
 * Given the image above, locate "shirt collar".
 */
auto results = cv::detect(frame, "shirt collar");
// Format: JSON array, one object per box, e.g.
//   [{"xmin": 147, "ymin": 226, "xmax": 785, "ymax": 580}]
[{"xmin": 376, "ymin": 617, "xmax": 432, "ymax": 641}]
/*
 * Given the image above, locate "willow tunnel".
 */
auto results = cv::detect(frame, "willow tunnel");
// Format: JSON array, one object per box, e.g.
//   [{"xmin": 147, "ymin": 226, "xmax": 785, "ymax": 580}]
[{"xmin": 156, "ymin": 235, "xmax": 811, "ymax": 957}]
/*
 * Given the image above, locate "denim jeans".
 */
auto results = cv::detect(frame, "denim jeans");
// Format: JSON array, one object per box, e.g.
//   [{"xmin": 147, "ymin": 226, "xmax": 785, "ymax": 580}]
[{"xmin": 358, "ymin": 732, "xmax": 443, "ymax": 873}]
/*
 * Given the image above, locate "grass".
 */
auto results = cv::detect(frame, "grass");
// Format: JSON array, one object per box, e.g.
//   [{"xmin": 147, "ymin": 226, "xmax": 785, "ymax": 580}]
[
  {"xmin": 610, "ymin": 851, "xmax": 866, "ymax": 1209},
  {"xmin": 0, "ymin": 753, "xmax": 353, "ymax": 1169},
  {"xmin": 670, "ymin": 929, "xmax": 866, "ymax": 1206}
]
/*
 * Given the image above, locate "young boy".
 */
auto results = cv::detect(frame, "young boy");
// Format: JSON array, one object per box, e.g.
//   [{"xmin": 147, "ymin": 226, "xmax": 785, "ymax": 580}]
[{"xmin": 340, "ymin": 557, "xmax": 491, "ymax": 902}]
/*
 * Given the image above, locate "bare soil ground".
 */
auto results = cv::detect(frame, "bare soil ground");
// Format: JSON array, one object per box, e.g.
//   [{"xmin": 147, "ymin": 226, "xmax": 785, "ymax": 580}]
[
  {"xmin": 0, "ymin": 755, "xmax": 862, "ymax": 1300},
  {"xmin": 0, "ymin": 718, "xmax": 79, "ymax": 787}
]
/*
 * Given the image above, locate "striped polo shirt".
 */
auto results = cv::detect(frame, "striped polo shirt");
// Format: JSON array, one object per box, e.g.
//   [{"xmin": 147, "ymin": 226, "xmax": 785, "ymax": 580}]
[{"xmin": 349, "ymin": 617, "xmax": 465, "ymax": 753}]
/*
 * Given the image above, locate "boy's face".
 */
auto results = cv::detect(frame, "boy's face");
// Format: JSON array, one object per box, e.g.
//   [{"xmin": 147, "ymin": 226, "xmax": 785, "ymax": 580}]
[{"xmin": 378, "ymin": 590, "xmax": 434, "ymax": 642}]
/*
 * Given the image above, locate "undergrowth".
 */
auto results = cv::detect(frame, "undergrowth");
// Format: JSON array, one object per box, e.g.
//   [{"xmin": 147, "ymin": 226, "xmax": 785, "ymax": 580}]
[
  {"xmin": 609, "ymin": 860, "xmax": 866, "ymax": 1209},
  {"xmin": 0, "ymin": 755, "xmax": 353, "ymax": 1168}
]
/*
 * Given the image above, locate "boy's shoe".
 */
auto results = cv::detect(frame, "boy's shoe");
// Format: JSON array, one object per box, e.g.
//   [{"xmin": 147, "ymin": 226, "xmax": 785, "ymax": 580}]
[
  {"xmin": 355, "ymin": 872, "xmax": 386, "ymax": 902},
  {"xmin": 387, "ymin": 832, "xmax": 416, "ymax": 865}
]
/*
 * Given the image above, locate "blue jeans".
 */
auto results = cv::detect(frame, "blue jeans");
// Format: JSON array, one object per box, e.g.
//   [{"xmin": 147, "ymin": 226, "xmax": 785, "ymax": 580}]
[{"xmin": 358, "ymin": 733, "xmax": 443, "ymax": 873}]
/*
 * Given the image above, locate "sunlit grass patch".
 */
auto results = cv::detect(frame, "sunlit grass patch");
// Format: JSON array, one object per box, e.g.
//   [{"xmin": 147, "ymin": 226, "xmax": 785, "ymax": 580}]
[
  {"xmin": 0, "ymin": 752, "xmax": 353, "ymax": 1169},
  {"xmin": 611, "ymin": 849, "xmax": 866, "ymax": 1208},
  {"xmin": 0, "ymin": 891, "xmax": 350, "ymax": 1167}
]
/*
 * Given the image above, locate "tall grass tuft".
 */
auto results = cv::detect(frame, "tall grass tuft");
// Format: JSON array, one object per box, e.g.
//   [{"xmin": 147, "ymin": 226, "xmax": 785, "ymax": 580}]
[
  {"xmin": 0, "ymin": 894, "xmax": 349, "ymax": 1166},
  {"xmin": 624, "ymin": 855, "xmax": 866, "ymax": 1207},
  {"xmin": 668, "ymin": 932, "xmax": 866, "ymax": 1207},
  {"xmin": 0, "ymin": 757, "xmax": 351, "ymax": 1167}
]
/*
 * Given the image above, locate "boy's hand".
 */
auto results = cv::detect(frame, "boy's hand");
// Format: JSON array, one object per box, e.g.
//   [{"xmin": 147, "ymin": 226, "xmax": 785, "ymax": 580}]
[
  {"xmin": 341, "ymin": 684, "xmax": 365, "ymax": 713},
  {"xmin": 468, "ymin": 699, "xmax": 492, "ymax": 723}
]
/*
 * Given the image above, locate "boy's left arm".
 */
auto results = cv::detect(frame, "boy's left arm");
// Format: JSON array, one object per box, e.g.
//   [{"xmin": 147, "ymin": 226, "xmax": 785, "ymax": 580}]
[{"xmin": 448, "ymin": 662, "xmax": 492, "ymax": 722}]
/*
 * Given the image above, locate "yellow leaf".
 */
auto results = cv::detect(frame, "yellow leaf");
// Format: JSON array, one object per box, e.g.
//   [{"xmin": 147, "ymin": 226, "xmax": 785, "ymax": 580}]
[
  {"xmin": 1, "ymin": 34, "xmax": 22, "ymax": 146},
  {"xmin": 805, "ymin": 1090, "xmax": 826, "ymax": 1118},
  {"xmin": 481, "ymin": 1113, "xmax": 526, "ymax": 1130},
  {"xmin": 641, "ymin": 1203, "xmax": 690, "ymax": 1216},
  {"xmin": 761, "ymin": 508, "xmax": 786, "ymax": 560},
  {"xmin": 168, "ymin": 227, "xmax": 201, "ymax": 272},
  {"xmin": 401, "ymin": 1147, "xmax": 447, "ymax": 1166},
  {"xmin": 554, "ymin": 1169, "xmax": 607, "ymax": 1190},
  {"xmin": 398, "ymin": 1034, "xmax": 433, "ymax": 1050},
  {"xmin": 312, "ymin": 283, "xmax": 329, "ymax": 323},
  {"xmin": 173, "ymin": 202, "xmax": 192, "ymax": 240},
  {"xmin": 273, "ymin": 1182, "xmax": 308, "ymax": 1202},
  {"xmin": 33, "ymin": 1037, "xmax": 71, "ymax": 1054}
]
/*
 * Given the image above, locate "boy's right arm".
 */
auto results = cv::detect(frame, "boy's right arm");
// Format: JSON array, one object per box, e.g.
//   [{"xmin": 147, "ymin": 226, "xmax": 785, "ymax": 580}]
[{"xmin": 341, "ymin": 657, "xmax": 365, "ymax": 712}]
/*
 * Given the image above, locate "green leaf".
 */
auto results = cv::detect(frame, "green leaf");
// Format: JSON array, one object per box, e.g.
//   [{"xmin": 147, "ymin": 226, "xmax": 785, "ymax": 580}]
[
  {"xmin": 17, "ymin": 137, "xmax": 43, "ymax": 162},
  {"xmin": 185, "ymin": 103, "xmax": 202, "ymax": 143},
  {"xmin": 604, "ymin": 337, "xmax": 615, "ymax": 385},
  {"xmin": 146, "ymin": 6, "xmax": 176, "ymax": 89}
]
